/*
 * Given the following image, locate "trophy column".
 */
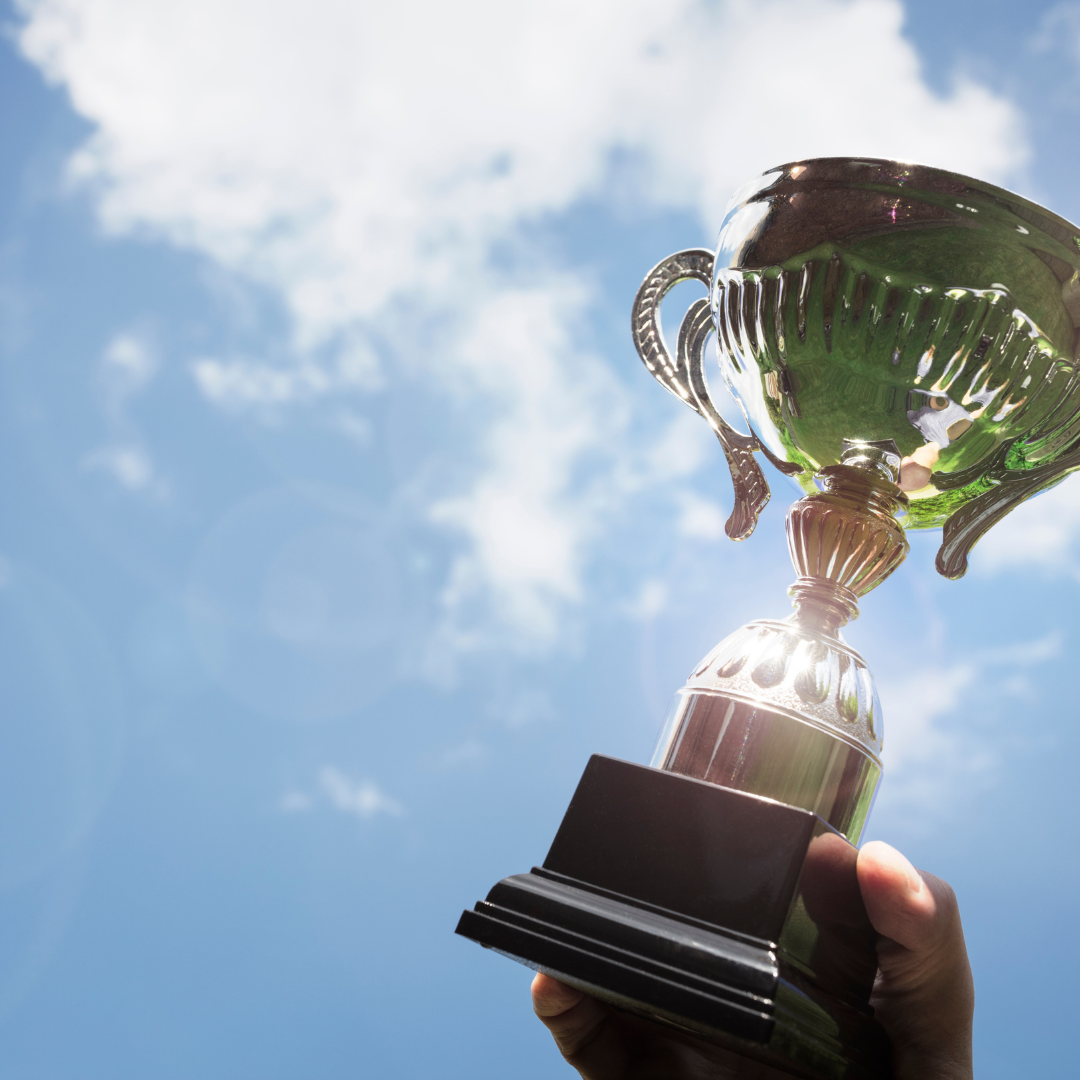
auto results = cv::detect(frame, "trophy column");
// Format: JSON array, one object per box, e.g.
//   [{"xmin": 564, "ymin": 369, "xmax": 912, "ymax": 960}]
[
  {"xmin": 457, "ymin": 447, "xmax": 906, "ymax": 1080},
  {"xmin": 653, "ymin": 443, "xmax": 907, "ymax": 845}
]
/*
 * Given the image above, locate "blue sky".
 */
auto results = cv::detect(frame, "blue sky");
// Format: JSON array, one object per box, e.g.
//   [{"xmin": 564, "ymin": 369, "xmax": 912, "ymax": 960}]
[{"xmin": 2, "ymin": 0, "xmax": 1080, "ymax": 1076}]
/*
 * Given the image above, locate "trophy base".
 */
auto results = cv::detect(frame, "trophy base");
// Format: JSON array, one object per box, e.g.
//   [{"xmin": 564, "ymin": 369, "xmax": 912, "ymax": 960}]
[{"xmin": 456, "ymin": 756, "xmax": 891, "ymax": 1080}]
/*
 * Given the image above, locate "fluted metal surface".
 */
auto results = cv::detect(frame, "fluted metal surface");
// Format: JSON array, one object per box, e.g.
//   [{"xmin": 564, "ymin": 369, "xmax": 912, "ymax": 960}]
[{"xmin": 652, "ymin": 618, "xmax": 882, "ymax": 843}]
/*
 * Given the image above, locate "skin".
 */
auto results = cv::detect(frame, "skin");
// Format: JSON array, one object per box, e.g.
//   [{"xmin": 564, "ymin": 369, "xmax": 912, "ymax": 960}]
[{"xmin": 532, "ymin": 841, "xmax": 974, "ymax": 1080}]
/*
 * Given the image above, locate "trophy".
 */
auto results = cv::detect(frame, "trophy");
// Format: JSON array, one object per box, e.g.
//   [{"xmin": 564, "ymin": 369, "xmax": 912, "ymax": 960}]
[{"xmin": 456, "ymin": 158, "xmax": 1080, "ymax": 1078}]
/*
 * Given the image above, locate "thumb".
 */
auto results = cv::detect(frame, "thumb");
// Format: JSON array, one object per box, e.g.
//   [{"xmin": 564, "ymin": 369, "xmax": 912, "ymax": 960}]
[
  {"xmin": 531, "ymin": 973, "xmax": 629, "ymax": 1078},
  {"xmin": 856, "ymin": 842, "xmax": 974, "ymax": 1080},
  {"xmin": 858, "ymin": 841, "xmax": 954, "ymax": 955}
]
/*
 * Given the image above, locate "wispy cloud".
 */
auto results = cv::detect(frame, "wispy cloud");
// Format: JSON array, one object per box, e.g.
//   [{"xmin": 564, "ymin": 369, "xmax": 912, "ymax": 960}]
[
  {"xmin": 429, "ymin": 281, "xmax": 625, "ymax": 647},
  {"xmin": 191, "ymin": 342, "xmax": 381, "ymax": 413},
  {"xmin": 280, "ymin": 768, "xmax": 404, "ymax": 820},
  {"xmin": 99, "ymin": 331, "xmax": 157, "ymax": 416},
  {"xmin": 1032, "ymin": 3, "xmax": 1080, "ymax": 65},
  {"xmin": 436, "ymin": 740, "xmax": 488, "ymax": 770},
  {"xmin": 969, "ymin": 475, "xmax": 1080, "ymax": 580},
  {"xmin": 879, "ymin": 662, "xmax": 980, "ymax": 776},
  {"xmin": 81, "ymin": 443, "xmax": 159, "ymax": 493},
  {"xmin": 625, "ymin": 579, "xmax": 669, "ymax": 622},
  {"xmin": 318, "ymin": 768, "xmax": 403, "ymax": 820},
  {"xmin": 675, "ymin": 492, "xmax": 727, "ymax": 542},
  {"xmin": 874, "ymin": 632, "xmax": 1061, "ymax": 828},
  {"xmin": 279, "ymin": 790, "xmax": 312, "ymax": 813},
  {"xmin": 17, "ymin": 0, "xmax": 1028, "ymax": 648},
  {"xmin": 82, "ymin": 328, "xmax": 169, "ymax": 499}
]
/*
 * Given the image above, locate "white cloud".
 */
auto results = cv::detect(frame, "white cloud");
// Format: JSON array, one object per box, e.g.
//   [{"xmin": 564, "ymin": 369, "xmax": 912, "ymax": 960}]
[
  {"xmin": 17, "ymin": 0, "xmax": 1028, "ymax": 647},
  {"xmin": 485, "ymin": 687, "xmax": 557, "ymax": 730},
  {"xmin": 192, "ymin": 357, "xmax": 332, "ymax": 411},
  {"xmin": 626, "ymin": 579, "xmax": 669, "ymax": 621},
  {"xmin": 875, "ymin": 632, "xmax": 1061, "ymax": 824},
  {"xmin": 100, "ymin": 330, "xmax": 156, "ymax": 415},
  {"xmin": 331, "ymin": 410, "xmax": 373, "ymax": 447},
  {"xmin": 430, "ymin": 282, "xmax": 626, "ymax": 645},
  {"xmin": 643, "ymin": 414, "xmax": 718, "ymax": 485},
  {"xmin": 191, "ymin": 339, "xmax": 381, "ymax": 414},
  {"xmin": 437, "ymin": 740, "xmax": 488, "ymax": 770},
  {"xmin": 278, "ymin": 770, "xmax": 403, "ymax": 818},
  {"xmin": 318, "ymin": 767, "xmax": 403, "ymax": 820},
  {"xmin": 81, "ymin": 441, "xmax": 170, "ymax": 500},
  {"xmin": 17, "ymin": 0, "xmax": 1024, "ymax": 322},
  {"xmin": 969, "ymin": 474, "xmax": 1080, "ymax": 579},
  {"xmin": 279, "ymin": 790, "xmax": 312, "ymax": 813},
  {"xmin": 880, "ymin": 662, "xmax": 978, "ymax": 776},
  {"xmin": 84, "ymin": 328, "xmax": 169, "ymax": 498},
  {"xmin": 676, "ymin": 492, "xmax": 727, "ymax": 541},
  {"xmin": 1032, "ymin": 3, "xmax": 1080, "ymax": 65}
]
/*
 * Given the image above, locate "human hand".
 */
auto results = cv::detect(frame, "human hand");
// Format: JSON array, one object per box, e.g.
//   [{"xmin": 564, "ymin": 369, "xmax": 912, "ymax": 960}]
[
  {"xmin": 531, "ymin": 841, "xmax": 973, "ymax": 1079},
  {"xmin": 856, "ymin": 841, "xmax": 974, "ymax": 1079}
]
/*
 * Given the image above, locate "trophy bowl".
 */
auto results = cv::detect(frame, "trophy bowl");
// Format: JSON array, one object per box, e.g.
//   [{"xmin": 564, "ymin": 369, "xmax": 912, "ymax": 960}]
[
  {"xmin": 634, "ymin": 157, "xmax": 1080, "ymax": 576},
  {"xmin": 456, "ymin": 158, "xmax": 1080, "ymax": 1080}
]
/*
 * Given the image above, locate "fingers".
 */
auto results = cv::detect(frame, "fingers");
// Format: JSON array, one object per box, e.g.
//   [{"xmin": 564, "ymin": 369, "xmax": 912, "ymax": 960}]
[
  {"xmin": 532, "ymin": 972, "xmax": 587, "ymax": 1018},
  {"xmin": 857, "ymin": 840, "xmax": 956, "ymax": 954},
  {"xmin": 531, "ymin": 845, "xmax": 973, "ymax": 1080},
  {"xmin": 531, "ymin": 973, "xmax": 630, "ymax": 1079},
  {"xmin": 857, "ymin": 842, "xmax": 974, "ymax": 1080}
]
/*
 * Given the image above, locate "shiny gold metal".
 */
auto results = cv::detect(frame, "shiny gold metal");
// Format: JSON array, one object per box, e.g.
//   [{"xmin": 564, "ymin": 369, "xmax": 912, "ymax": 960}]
[{"xmin": 786, "ymin": 450, "xmax": 909, "ymax": 633}]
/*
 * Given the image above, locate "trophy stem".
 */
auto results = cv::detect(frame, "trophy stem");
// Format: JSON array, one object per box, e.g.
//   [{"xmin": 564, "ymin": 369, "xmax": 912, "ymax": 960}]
[
  {"xmin": 786, "ymin": 444, "xmax": 909, "ymax": 633},
  {"xmin": 649, "ymin": 442, "xmax": 908, "ymax": 842}
]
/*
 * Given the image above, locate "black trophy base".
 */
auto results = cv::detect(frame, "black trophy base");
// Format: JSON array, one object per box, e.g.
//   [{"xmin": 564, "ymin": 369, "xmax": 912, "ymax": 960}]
[{"xmin": 456, "ymin": 756, "xmax": 890, "ymax": 1080}]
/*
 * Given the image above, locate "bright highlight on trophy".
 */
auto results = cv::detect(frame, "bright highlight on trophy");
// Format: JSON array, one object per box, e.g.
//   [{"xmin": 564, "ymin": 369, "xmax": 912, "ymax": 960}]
[{"xmin": 458, "ymin": 158, "xmax": 1080, "ymax": 1079}]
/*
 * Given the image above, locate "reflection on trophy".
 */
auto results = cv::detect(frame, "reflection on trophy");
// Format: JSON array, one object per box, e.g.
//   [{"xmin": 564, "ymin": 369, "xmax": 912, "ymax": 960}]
[{"xmin": 457, "ymin": 158, "xmax": 1080, "ymax": 1078}]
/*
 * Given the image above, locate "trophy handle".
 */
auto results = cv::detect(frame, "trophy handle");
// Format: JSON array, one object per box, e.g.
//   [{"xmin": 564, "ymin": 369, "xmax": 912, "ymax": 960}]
[
  {"xmin": 937, "ymin": 447, "xmax": 1080, "ymax": 578},
  {"xmin": 632, "ymin": 249, "xmax": 770, "ymax": 540}
]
